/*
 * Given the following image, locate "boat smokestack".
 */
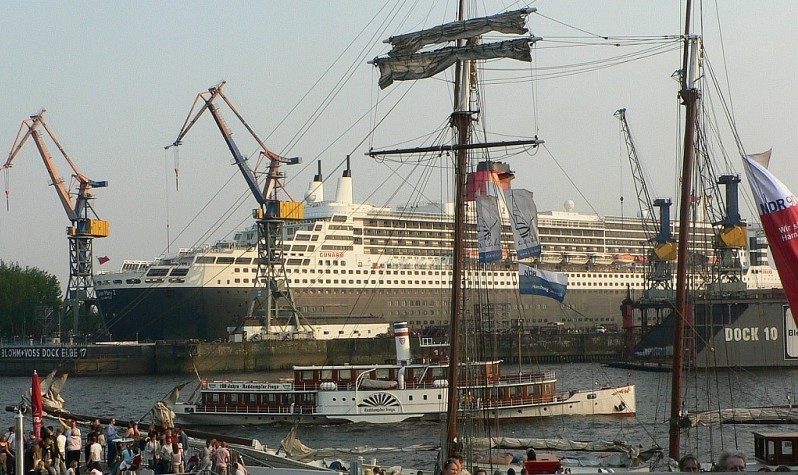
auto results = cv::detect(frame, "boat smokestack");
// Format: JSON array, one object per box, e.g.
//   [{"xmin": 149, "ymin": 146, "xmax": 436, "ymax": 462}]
[
  {"xmin": 393, "ymin": 321, "xmax": 411, "ymax": 365},
  {"xmin": 335, "ymin": 155, "xmax": 353, "ymax": 204},
  {"xmin": 305, "ymin": 160, "xmax": 324, "ymax": 203},
  {"xmin": 466, "ymin": 161, "xmax": 514, "ymax": 201}
]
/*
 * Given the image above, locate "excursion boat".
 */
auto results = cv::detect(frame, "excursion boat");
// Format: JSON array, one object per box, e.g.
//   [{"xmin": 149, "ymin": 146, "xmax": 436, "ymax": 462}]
[{"xmin": 172, "ymin": 323, "xmax": 636, "ymax": 426}]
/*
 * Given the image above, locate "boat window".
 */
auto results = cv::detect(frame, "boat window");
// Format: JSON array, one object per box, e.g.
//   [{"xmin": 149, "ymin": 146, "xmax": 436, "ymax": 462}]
[
  {"xmin": 235, "ymin": 257, "xmax": 252, "ymax": 264},
  {"xmin": 170, "ymin": 268, "xmax": 189, "ymax": 277},
  {"xmin": 375, "ymin": 368, "xmax": 390, "ymax": 380},
  {"xmin": 321, "ymin": 369, "xmax": 333, "ymax": 380},
  {"xmin": 211, "ymin": 393, "xmax": 219, "ymax": 404},
  {"xmin": 587, "ymin": 393, "xmax": 597, "ymax": 400},
  {"xmin": 299, "ymin": 393, "xmax": 315, "ymax": 404},
  {"xmin": 146, "ymin": 268, "xmax": 169, "ymax": 277},
  {"xmin": 300, "ymin": 370, "xmax": 314, "ymax": 382},
  {"xmin": 768, "ymin": 441, "xmax": 776, "ymax": 464},
  {"xmin": 338, "ymin": 369, "xmax": 352, "ymax": 381},
  {"xmin": 783, "ymin": 440, "xmax": 793, "ymax": 458},
  {"xmin": 126, "ymin": 279, "xmax": 141, "ymax": 284},
  {"xmin": 217, "ymin": 257, "xmax": 235, "ymax": 264}
]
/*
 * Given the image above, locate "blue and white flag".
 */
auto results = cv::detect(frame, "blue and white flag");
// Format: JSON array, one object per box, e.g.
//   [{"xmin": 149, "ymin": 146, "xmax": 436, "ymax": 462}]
[
  {"xmin": 505, "ymin": 189, "xmax": 541, "ymax": 259},
  {"xmin": 476, "ymin": 194, "xmax": 502, "ymax": 263},
  {"xmin": 518, "ymin": 264, "xmax": 568, "ymax": 302}
]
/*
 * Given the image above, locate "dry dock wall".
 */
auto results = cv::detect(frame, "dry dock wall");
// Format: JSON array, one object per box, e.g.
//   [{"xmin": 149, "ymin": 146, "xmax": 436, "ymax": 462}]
[{"xmin": 154, "ymin": 333, "xmax": 625, "ymax": 374}]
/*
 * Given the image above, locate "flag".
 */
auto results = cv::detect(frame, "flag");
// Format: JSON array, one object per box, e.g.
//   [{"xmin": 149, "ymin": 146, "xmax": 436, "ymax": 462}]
[
  {"xmin": 742, "ymin": 150, "xmax": 798, "ymax": 324},
  {"xmin": 476, "ymin": 195, "xmax": 502, "ymax": 263},
  {"xmin": 505, "ymin": 189, "xmax": 541, "ymax": 259},
  {"xmin": 518, "ymin": 264, "xmax": 568, "ymax": 302},
  {"xmin": 31, "ymin": 370, "xmax": 43, "ymax": 439},
  {"xmin": 98, "ymin": 256, "xmax": 110, "ymax": 265}
]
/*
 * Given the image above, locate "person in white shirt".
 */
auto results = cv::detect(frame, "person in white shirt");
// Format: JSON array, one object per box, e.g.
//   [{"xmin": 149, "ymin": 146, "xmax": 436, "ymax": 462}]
[
  {"xmin": 143, "ymin": 433, "xmax": 160, "ymax": 470},
  {"xmin": 89, "ymin": 435, "xmax": 104, "ymax": 467},
  {"xmin": 55, "ymin": 428, "xmax": 67, "ymax": 475}
]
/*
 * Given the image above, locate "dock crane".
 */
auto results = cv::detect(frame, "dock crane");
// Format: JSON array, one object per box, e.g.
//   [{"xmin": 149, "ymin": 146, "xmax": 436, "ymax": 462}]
[
  {"xmin": 614, "ymin": 108, "xmax": 676, "ymax": 294},
  {"xmin": 3, "ymin": 110, "xmax": 109, "ymax": 335},
  {"xmin": 165, "ymin": 81, "xmax": 307, "ymax": 335}
]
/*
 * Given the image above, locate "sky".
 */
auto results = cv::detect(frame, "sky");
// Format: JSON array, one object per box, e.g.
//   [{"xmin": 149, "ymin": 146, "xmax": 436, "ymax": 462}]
[{"xmin": 1, "ymin": 0, "xmax": 796, "ymax": 291}]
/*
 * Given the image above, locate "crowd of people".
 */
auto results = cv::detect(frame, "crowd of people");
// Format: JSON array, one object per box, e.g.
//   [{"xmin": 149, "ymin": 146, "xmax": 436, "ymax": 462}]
[{"xmin": 0, "ymin": 419, "xmax": 247, "ymax": 475}]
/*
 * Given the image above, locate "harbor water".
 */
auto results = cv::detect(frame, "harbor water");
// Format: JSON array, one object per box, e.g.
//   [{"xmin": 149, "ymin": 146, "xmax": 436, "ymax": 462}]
[{"xmin": 2, "ymin": 363, "xmax": 797, "ymax": 470}]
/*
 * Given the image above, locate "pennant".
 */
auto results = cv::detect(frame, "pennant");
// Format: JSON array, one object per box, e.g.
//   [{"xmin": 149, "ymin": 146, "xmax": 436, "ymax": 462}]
[
  {"xmin": 505, "ymin": 189, "xmax": 541, "ymax": 259},
  {"xmin": 742, "ymin": 150, "xmax": 798, "ymax": 323},
  {"xmin": 476, "ymin": 195, "xmax": 502, "ymax": 263},
  {"xmin": 98, "ymin": 256, "xmax": 110, "ymax": 265},
  {"xmin": 31, "ymin": 370, "xmax": 43, "ymax": 439},
  {"xmin": 519, "ymin": 264, "xmax": 568, "ymax": 302}
]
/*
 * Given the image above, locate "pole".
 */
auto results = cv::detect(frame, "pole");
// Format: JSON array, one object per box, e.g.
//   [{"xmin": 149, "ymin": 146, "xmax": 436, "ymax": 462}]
[
  {"xmin": 669, "ymin": 1, "xmax": 698, "ymax": 456},
  {"xmin": 15, "ymin": 409, "xmax": 24, "ymax": 475},
  {"xmin": 444, "ymin": 0, "xmax": 468, "ymax": 461}
]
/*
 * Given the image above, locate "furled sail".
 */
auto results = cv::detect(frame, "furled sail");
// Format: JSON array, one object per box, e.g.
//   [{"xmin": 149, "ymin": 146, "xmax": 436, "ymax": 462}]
[
  {"xmin": 476, "ymin": 195, "xmax": 502, "ymax": 262},
  {"xmin": 385, "ymin": 8, "xmax": 536, "ymax": 56},
  {"xmin": 373, "ymin": 38, "xmax": 537, "ymax": 89},
  {"xmin": 505, "ymin": 189, "xmax": 541, "ymax": 259},
  {"xmin": 519, "ymin": 264, "xmax": 568, "ymax": 302},
  {"xmin": 742, "ymin": 150, "xmax": 798, "ymax": 322}
]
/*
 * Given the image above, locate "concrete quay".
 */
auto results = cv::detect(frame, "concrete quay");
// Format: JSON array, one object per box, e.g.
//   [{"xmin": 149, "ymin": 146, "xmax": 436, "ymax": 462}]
[{"xmin": 0, "ymin": 333, "xmax": 626, "ymax": 376}]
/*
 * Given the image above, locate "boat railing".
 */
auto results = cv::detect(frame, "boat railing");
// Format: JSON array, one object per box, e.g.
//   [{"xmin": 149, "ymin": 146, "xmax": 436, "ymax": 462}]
[
  {"xmin": 196, "ymin": 405, "xmax": 311, "ymax": 415},
  {"xmin": 479, "ymin": 370, "xmax": 556, "ymax": 386}
]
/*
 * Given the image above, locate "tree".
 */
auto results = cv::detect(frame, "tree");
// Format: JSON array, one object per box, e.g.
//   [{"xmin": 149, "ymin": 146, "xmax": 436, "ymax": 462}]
[{"xmin": 0, "ymin": 261, "xmax": 62, "ymax": 337}]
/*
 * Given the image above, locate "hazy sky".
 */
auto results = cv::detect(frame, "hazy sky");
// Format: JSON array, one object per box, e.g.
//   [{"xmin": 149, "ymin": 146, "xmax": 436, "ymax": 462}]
[{"xmin": 1, "ymin": 1, "xmax": 796, "ymax": 290}]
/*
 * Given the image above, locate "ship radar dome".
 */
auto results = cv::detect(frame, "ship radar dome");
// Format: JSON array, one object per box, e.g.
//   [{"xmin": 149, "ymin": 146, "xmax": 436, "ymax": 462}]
[{"xmin": 564, "ymin": 200, "xmax": 575, "ymax": 211}]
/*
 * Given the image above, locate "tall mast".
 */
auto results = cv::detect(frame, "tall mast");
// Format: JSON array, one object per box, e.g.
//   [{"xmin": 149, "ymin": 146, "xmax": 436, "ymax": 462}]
[
  {"xmin": 445, "ymin": 0, "xmax": 468, "ymax": 458},
  {"xmin": 669, "ymin": 0, "xmax": 699, "ymax": 459}
]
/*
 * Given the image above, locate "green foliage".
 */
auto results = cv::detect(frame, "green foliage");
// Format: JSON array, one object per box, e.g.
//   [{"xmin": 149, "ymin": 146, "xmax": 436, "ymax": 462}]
[{"xmin": 0, "ymin": 261, "xmax": 62, "ymax": 336}]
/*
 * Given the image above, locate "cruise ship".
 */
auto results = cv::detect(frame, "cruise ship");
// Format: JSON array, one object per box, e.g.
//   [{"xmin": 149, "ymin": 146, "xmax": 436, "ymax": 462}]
[{"xmin": 95, "ymin": 162, "xmax": 782, "ymax": 341}]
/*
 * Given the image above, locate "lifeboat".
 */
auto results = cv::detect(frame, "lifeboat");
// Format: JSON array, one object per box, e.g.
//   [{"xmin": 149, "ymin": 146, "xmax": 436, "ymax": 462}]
[
  {"xmin": 589, "ymin": 253, "xmax": 613, "ymax": 266},
  {"xmin": 563, "ymin": 252, "xmax": 588, "ymax": 265},
  {"xmin": 540, "ymin": 252, "xmax": 562, "ymax": 264},
  {"xmin": 613, "ymin": 254, "xmax": 635, "ymax": 265}
]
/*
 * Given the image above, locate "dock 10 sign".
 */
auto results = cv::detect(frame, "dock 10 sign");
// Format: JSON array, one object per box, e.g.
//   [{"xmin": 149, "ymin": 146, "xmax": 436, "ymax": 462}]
[{"xmin": 0, "ymin": 347, "xmax": 88, "ymax": 359}]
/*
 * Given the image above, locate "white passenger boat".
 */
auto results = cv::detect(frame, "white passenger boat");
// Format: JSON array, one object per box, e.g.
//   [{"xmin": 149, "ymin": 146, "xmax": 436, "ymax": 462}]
[{"xmin": 172, "ymin": 323, "xmax": 635, "ymax": 426}]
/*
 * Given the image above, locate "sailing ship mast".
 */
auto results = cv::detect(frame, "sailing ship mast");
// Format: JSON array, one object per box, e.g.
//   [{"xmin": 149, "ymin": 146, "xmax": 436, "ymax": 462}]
[
  {"xmin": 368, "ymin": 3, "xmax": 542, "ymax": 461},
  {"xmin": 670, "ymin": 0, "xmax": 699, "ymax": 460}
]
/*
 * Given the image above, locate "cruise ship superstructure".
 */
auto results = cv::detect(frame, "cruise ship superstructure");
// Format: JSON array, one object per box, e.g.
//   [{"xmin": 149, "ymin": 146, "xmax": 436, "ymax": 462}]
[{"xmin": 95, "ymin": 163, "xmax": 782, "ymax": 341}]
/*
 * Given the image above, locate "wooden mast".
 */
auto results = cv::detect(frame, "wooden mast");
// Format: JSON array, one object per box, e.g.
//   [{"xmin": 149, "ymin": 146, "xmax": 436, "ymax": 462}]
[
  {"xmin": 669, "ymin": 0, "xmax": 698, "ymax": 459},
  {"xmin": 445, "ymin": 0, "xmax": 468, "ymax": 459}
]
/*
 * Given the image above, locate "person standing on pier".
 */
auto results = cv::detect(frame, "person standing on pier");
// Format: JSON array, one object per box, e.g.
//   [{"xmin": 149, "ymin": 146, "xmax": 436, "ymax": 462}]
[
  {"xmin": 143, "ymin": 432, "xmax": 160, "ymax": 471},
  {"xmin": 55, "ymin": 428, "xmax": 66, "ymax": 475},
  {"xmin": 212, "ymin": 441, "xmax": 230, "ymax": 475},
  {"xmin": 105, "ymin": 419, "xmax": 119, "ymax": 467},
  {"xmin": 64, "ymin": 423, "xmax": 81, "ymax": 469}
]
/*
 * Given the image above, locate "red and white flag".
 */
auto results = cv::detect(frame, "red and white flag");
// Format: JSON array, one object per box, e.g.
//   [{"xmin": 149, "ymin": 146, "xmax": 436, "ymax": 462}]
[
  {"xmin": 742, "ymin": 150, "xmax": 798, "ymax": 323},
  {"xmin": 98, "ymin": 256, "xmax": 110, "ymax": 265}
]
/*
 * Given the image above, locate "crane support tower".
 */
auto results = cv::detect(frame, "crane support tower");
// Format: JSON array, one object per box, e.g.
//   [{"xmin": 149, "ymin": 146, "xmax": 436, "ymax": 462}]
[
  {"xmin": 615, "ymin": 108, "xmax": 676, "ymax": 295},
  {"xmin": 166, "ymin": 81, "xmax": 309, "ymax": 336},
  {"xmin": 3, "ymin": 110, "xmax": 109, "ymax": 335}
]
